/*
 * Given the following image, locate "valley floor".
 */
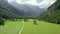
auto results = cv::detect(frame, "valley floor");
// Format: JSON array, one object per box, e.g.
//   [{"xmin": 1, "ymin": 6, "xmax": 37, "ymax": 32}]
[
  {"xmin": 0, "ymin": 20, "xmax": 23, "ymax": 34},
  {"xmin": 0, "ymin": 19, "xmax": 60, "ymax": 34}
]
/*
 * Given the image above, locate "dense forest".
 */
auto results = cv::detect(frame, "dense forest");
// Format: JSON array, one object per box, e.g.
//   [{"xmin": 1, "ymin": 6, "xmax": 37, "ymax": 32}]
[{"xmin": 38, "ymin": 0, "xmax": 60, "ymax": 24}]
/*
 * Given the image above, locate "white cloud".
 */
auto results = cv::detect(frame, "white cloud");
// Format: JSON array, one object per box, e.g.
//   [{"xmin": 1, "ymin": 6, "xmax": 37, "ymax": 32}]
[
  {"xmin": 7, "ymin": 0, "xmax": 56, "ymax": 8},
  {"xmin": 15, "ymin": 0, "xmax": 22, "ymax": 3},
  {"xmin": 15, "ymin": 0, "xmax": 38, "ymax": 5},
  {"xmin": 15, "ymin": 0, "xmax": 56, "ymax": 8},
  {"xmin": 7, "ymin": 0, "xmax": 14, "ymax": 3},
  {"xmin": 26, "ymin": 0, "xmax": 38, "ymax": 5},
  {"xmin": 38, "ymin": 0, "xmax": 57, "ymax": 8}
]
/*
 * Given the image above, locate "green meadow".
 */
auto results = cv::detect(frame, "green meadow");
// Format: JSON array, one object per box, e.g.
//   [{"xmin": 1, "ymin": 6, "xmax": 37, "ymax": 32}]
[
  {"xmin": 0, "ymin": 19, "xmax": 60, "ymax": 34},
  {"xmin": 0, "ymin": 20, "xmax": 23, "ymax": 34}
]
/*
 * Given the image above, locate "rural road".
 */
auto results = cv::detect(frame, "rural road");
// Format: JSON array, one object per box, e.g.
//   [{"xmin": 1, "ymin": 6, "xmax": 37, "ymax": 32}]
[{"xmin": 19, "ymin": 20, "xmax": 25, "ymax": 34}]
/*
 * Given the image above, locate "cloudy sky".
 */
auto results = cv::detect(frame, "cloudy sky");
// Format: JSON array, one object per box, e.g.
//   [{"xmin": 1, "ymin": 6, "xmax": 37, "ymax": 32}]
[{"xmin": 7, "ymin": 0, "xmax": 57, "ymax": 9}]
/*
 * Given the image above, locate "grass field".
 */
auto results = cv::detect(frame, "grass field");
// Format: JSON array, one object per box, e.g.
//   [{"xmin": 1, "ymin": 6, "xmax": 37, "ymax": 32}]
[
  {"xmin": 0, "ymin": 19, "xmax": 60, "ymax": 34},
  {"xmin": 21, "ymin": 19, "xmax": 60, "ymax": 34},
  {"xmin": 0, "ymin": 20, "xmax": 23, "ymax": 34}
]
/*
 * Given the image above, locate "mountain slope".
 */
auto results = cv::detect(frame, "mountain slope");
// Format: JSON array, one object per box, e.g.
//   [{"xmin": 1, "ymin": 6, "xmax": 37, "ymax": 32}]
[
  {"xmin": 38, "ymin": 0, "xmax": 60, "ymax": 24},
  {"xmin": 9, "ymin": 1, "xmax": 43, "ymax": 16},
  {"xmin": 0, "ymin": 0, "xmax": 44, "ymax": 17},
  {"xmin": 0, "ymin": 0, "xmax": 18, "ymax": 19},
  {"xmin": 0, "ymin": 7, "xmax": 17, "ymax": 19},
  {"xmin": 0, "ymin": 0, "xmax": 21, "ymax": 16}
]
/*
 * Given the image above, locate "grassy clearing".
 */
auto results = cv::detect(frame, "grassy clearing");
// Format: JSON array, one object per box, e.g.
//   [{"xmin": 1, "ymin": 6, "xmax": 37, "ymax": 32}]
[
  {"xmin": 0, "ymin": 19, "xmax": 60, "ymax": 34},
  {"xmin": 0, "ymin": 20, "xmax": 23, "ymax": 34},
  {"xmin": 21, "ymin": 19, "xmax": 60, "ymax": 34}
]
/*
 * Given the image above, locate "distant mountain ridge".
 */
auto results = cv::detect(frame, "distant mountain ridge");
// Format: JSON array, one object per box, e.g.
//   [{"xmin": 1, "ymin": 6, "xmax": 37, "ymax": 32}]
[
  {"xmin": 0, "ymin": 0, "xmax": 20, "ymax": 16},
  {"xmin": 0, "ymin": 0, "xmax": 44, "ymax": 16},
  {"xmin": 9, "ymin": 1, "xmax": 44, "ymax": 16}
]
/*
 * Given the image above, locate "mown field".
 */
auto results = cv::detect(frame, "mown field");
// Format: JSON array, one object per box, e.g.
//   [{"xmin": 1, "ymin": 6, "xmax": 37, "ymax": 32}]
[
  {"xmin": 21, "ymin": 19, "xmax": 60, "ymax": 34},
  {"xmin": 0, "ymin": 20, "xmax": 23, "ymax": 34},
  {"xmin": 0, "ymin": 19, "xmax": 60, "ymax": 34}
]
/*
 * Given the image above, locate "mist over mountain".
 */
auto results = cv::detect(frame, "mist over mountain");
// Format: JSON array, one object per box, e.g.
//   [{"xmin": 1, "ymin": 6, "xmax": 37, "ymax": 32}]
[
  {"xmin": 0, "ymin": 0, "xmax": 44, "ymax": 17},
  {"xmin": 0, "ymin": 0, "xmax": 19, "ymax": 15},
  {"xmin": 10, "ymin": 1, "xmax": 44, "ymax": 16}
]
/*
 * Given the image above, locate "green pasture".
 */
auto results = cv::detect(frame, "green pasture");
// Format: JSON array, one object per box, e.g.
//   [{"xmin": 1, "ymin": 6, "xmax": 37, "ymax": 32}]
[
  {"xmin": 0, "ymin": 19, "xmax": 60, "ymax": 34},
  {"xmin": 0, "ymin": 20, "xmax": 23, "ymax": 34},
  {"xmin": 21, "ymin": 19, "xmax": 60, "ymax": 34}
]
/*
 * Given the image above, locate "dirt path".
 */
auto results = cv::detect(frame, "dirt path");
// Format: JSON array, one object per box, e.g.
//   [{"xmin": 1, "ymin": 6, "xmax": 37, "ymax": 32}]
[{"xmin": 19, "ymin": 21, "xmax": 24, "ymax": 34}]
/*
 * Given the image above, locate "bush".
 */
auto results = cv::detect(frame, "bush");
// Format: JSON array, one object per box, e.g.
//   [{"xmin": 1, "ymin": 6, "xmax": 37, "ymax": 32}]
[
  {"xmin": 34, "ymin": 20, "xmax": 38, "ymax": 25},
  {"xmin": 0, "ymin": 17, "xmax": 5, "ymax": 26}
]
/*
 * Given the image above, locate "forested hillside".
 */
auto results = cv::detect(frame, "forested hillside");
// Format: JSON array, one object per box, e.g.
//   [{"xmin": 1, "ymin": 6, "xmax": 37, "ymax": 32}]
[
  {"xmin": 38, "ymin": 0, "xmax": 60, "ymax": 24},
  {"xmin": 0, "ymin": 0, "xmax": 19, "ymax": 20},
  {"xmin": 0, "ymin": 0, "xmax": 25, "ymax": 20},
  {"xmin": 0, "ymin": 7, "xmax": 18, "ymax": 20}
]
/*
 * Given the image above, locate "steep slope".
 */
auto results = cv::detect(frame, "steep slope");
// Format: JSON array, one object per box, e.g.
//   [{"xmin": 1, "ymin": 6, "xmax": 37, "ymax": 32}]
[
  {"xmin": 38, "ymin": 0, "xmax": 60, "ymax": 24},
  {"xmin": 0, "ymin": 0, "xmax": 44, "ymax": 17},
  {"xmin": 9, "ymin": 1, "xmax": 43, "ymax": 16},
  {"xmin": 24, "ymin": 4, "xmax": 44, "ymax": 16},
  {"xmin": 0, "ymin": 7, "xmax": 17, "ymax": 19},
  {"xmin": 0, "ymin": 0, "xmax": 18, "ymax": 19},
  {"xmin": 0, "ymin": 0, "xmax": 20, "ymax": 16}
]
